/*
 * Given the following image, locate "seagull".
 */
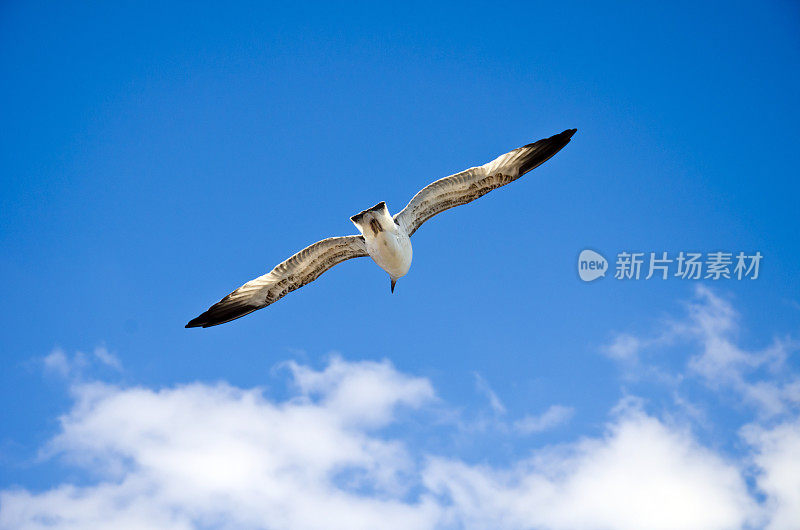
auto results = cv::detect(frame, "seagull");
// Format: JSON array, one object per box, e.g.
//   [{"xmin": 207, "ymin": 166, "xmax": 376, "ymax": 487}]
[{"xmin": 186, "ymin": 129, "xmax": 576, "ymax": 328}]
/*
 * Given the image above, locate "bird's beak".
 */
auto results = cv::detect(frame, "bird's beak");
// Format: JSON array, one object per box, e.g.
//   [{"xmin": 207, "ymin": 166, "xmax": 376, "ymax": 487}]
[{"xmin": 391, "ymin": 279, "xmax": 397, "ymax": 293}]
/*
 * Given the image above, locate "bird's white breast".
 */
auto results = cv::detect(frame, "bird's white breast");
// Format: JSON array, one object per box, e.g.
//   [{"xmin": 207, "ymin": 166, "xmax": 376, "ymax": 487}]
[{"xmin": 364, "ymin": 229, "xmax": 412, "ymax": 280}]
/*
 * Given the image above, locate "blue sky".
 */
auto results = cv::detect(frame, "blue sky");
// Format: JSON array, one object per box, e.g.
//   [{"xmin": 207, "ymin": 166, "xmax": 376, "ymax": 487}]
[{"xmin": 1, "ymin": 2, "xmax": 799, "ymax": 528}]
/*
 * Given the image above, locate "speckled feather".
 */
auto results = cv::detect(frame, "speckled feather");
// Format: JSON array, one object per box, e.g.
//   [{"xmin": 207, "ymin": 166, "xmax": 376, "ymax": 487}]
[
  {"xmin": 186, "ymin": 236, "xmax": 367, "ymax": 328},
  {"xmin": 394, "ymin": 129, "xmax": 576, "ymax": 236}
]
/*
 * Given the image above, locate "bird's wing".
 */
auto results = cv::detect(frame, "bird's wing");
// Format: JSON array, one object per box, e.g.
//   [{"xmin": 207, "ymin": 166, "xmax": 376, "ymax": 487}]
[
  {"xmin": 186, "ymin": 235, "xmax": 368, "ymax": 328},
  {"xmin": 394, "ymin": 129, "xmax": 576, "ymax": 237}
]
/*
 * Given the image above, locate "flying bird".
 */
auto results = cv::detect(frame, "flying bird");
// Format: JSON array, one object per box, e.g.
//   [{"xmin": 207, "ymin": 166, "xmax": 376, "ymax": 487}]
[{"xmin": 186, "ymin": 129, "xmax": 576, "ymax": 328}]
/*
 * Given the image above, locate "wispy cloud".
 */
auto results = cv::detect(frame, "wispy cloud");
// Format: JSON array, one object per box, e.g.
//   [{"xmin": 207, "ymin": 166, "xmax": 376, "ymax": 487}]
[
  {"xmin": 472, "ymin": 372, "xmax": 506, "ymax": 415},
  {"xmin": 42, "ymin": 346, "xmax": 122, "ymax": 381},
  {"xmin": 602, "ymin": 285, "xmax": 800, "ymax": 419},
  {"xmin": 513, "ymin": 405, "xmax": 574, "ymax": 435},
  {"xmin": 92, "ymin": 346, "xmax": 122, "ymax": 372},
  {"xmin": 601, "ymin": 334, "xmax": 642, "ymax": 363},
  {"xmin": 42, "ymin": 348, "xmax": 72, "ymax": 379}
]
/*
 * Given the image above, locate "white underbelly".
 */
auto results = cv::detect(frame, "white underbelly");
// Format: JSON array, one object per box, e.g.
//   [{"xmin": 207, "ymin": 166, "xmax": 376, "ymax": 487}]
[{"xmin": 365, "ymin": 231, "xmax": 412, "ymax": 279}]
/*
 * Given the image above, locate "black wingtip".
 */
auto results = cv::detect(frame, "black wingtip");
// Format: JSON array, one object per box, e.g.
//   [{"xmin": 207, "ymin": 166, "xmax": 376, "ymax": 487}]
[
  {"xmin": 391, "ymin": 279, "xmax": 396, "ymax": 293},
  {"xmin": 184, "ymin": 301, "xmax": 262, "ymax": 329},
  {"xmin": 185, "ymin": 314, "xmax": 207, "ymax": 328},
  {"xmin": 517, "ymin": 128, "xmax": 578, "ymax": 176}
]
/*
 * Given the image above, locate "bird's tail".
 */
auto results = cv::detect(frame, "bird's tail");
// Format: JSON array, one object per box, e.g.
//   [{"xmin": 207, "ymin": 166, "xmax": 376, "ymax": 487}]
[{"xmin": 351, "ymin": 201, "xmax": 393, "ymax": 236}]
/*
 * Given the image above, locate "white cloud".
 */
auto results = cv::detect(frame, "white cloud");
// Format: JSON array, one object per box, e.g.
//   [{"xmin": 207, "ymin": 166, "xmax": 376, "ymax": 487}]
[
  {"xmin": 603, "ymin": 286, "xmax": 800, "ymax": 418},
  {"xmin": 427, "ymin": 404, "xmax": 756, "ymax": 530},
  {"xmin": 682, "ymin": 288, "xmax": 798, "ymax": 418},
  {"xmin": 742, "ymin": 419, "xmax": 800, "ymax": 530},
  {"xmin": 593, "ymin": 286, "xmax": 800, "ymax": 528},
  {"xmin": 514, "ymin": 405, "xmax": 574, "ymax": 434},
  {"xmin": 285, "ymin": 356, "xmax": 434, "ymax": 428},
  {"xmin": 2, "ymin": 357, "xmax": 438, "ymax": 530},
  {"xmin": 2, "ymin": 353, "xmax": 789, "ymax": 530}
]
